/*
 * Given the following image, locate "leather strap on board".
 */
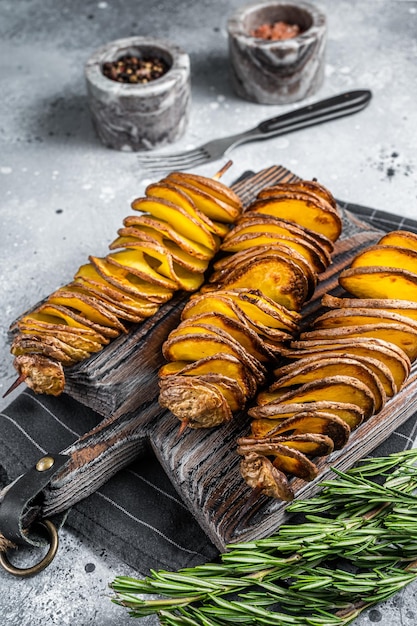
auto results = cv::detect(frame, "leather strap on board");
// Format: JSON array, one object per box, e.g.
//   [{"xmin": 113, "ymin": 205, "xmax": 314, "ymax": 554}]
[{"xmin": 0, "ymin": 454, "xmax": 69, "ymax": 547}]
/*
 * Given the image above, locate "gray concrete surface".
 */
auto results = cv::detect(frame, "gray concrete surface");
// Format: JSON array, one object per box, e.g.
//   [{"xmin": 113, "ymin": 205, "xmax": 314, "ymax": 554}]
[{"xmin": 1, "ymin": 0, "xmax": 417, "ymax": 624}]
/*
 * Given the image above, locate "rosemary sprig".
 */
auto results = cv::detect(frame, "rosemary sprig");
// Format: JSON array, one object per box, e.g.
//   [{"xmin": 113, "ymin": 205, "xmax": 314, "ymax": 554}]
[{"xmin": 111, "ymin": 450, "xmax": 417, "ymax": 625}]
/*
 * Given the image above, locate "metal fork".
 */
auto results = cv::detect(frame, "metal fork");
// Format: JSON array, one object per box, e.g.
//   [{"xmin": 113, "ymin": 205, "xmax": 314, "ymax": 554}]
[{"xmin": 137, "ymin": 89, "xmax": 372, "ymax": 173}]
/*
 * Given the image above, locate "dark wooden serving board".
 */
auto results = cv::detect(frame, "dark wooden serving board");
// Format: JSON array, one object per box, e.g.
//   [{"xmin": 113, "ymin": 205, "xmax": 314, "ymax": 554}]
[{"xmin": 39, "ymin": 165, "xmax": 417, "ymax": 550}]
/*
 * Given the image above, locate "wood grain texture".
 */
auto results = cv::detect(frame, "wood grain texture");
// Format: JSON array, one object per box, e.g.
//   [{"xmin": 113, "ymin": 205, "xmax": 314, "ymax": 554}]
[{"xmin": 39, "ymin": 165, "xmax": 417, "ymax": 551}]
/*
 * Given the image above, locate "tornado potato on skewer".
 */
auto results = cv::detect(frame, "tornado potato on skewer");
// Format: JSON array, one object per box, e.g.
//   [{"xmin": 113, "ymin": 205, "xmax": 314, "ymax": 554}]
[
  {"xmin": 7, "ymin": 164, "xmax": 243, "ymax": 396},
  {"xmin": 158, "ymin": 180, "xmax": 342, "ymax": 430},
  {"xmin": 238, "ymin": 229, "xmax": 417, "ymax": 501}
]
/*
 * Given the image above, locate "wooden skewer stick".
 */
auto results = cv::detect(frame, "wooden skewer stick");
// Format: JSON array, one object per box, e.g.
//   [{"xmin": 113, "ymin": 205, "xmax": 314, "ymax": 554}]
[
  {"xmin": 2, "ymin": 374, "xmax": 27, "ymax": 398},
  {"xmin": 213, "ymin": 160, "xmax": 233, "ymax": 180}
]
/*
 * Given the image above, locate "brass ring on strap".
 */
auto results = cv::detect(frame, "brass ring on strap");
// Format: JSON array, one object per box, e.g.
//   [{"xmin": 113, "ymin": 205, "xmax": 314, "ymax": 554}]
[{"xmin": 0, "ymin": 519, "xmax": 59, "ymax": 577}]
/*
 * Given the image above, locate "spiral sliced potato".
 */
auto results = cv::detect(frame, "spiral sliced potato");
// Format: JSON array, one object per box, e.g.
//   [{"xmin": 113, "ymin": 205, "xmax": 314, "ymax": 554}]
[
  {"xmin": 159, "ymin": 180, "xmax": 340, "ymax": 430},
  {"xmin": 238, "ymin": 230, "xmax": 417, "ymax": 501},
  {"xmin": 9, "ymin": 169, "xmax": 243, "ymax": 395}
]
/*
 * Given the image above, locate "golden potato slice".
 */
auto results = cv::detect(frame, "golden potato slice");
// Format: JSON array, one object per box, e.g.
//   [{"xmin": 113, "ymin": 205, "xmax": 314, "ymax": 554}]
[
  {"xmin": 75, "ymin": 263, "xmax": 160, "ymax": 312},
  {"xmin": 110, "ymin": 228, "xmax": 209, "ymax": 274},
  {"xmin": 90, "ymin": 256, "xmax": 174, "ymax": 303},
  {"xmin": 221, "ymin": 227, "xmax": 329, "ymax": 274},
  {"xmin": 249, "ymin": 194, "xmax": 342, "ymax": 242},
  {"xmin": 162, "ymin": 331, "xmax": 266, "ymax": 384},
  {"xmin": 238, "ymin": 212, "xmax": 334, "ymax": 255},
  {"xmin": 178, "ymin": 312, "xmax": 279, "ymax": 363},
  {"xmin": 46, "ymin": 290, "xmax": 127, "ymax": 333},
  {"xmin": 37, "ymin": 303, "xmax": 119, "ymax": 339},
  {"xmin": 248, "ymin": 400, "xmax": 365, "ymax": 430},
  {"xmin": 158, "ymin": 178, "xmax": 239, "ymax": 224},
  {"xmin": 271, "ymin": 433, "xmax": 334, "ymax": 457},
  {"xmin": 378, "ymin": 230, "xmax": 417, "ymax": 254},
  {"xmin": 63, "ymin": 283, "xmax": 146, "ymax": 324},
  {"xmin": 74, "ymin": 277, "xmax": 158, "ymax": 320},
  {"xmin": 13, "ymin": 354, "xmax": 65, "ymax": 396},
  {"xmin": 165, "ymin": 171, "xmax": 243, "ymax": 211},
  {"xmin": 212, "ymin": 243, "xmax": 317, "ymax": 300},
  {"xmin": 181, "ymin": 291, "xmax": 295, "ymax": 345},
  {"xmin": 131, "ymin": 196, "xmax": 219, "ymax": 251},
  {"xmin": 196, "ymin": 373, "xmax": 246, "ymax": 412},
  {"xmin": 238, "ymin": 440, "xmax": 318, "ymax": 480},
  {"xmin": 250, "ymin": 411, "xmax": 350, "ymax": 449},
  {"xmin": 239, "ymin": 452, "xmax": 294, "ymax": 501},
  {"xmin": 300, "ymin": 322, "xmax": 417, "ymax": 361},
  {"xmin": 257, "ymin": 180, "xmax": 337, "ymax": 210},
  {"xmin": 123, "ymin": 215, "xmax": 213, "ymax": 260},
  {"xmin": 313, "ymin": 307, "xmax": 417, "ymax": 335},
  {"xmin": 257, "ymin": 375, "xmax": 376, "ymax": 419},
  {"xmin": 322, "ymin": 293, "xmax": 417, "ymax": 322},
  {"xmin": 288, "ymin": 336, "xmax": 410, "ymax": 393},
  {"xmin": 208, "ymin": 254, "xmax": 309, "ymax": 311},
  {"xmin": 280, "ymin": 349, "xmax": 396, "ymax": 398},
  {"xmin": 15, "ymin": 310, "xmax": 110, "ymax": 346},
  {"xmin": 11, "ymin": 334, "xmax": 77, "ymax": 366},
  {"xmin": 271, "ymin": 356, "xmax": 386, "ymax": 413},
  {"xmin": 351, "ymin": 244, "xmax": 417, "ymax": 275},
  {"xmin": 339, "ymin": 266, "xmax": 417, "ymax": 302},
  {"xmin": 18, "ymin": 323, "xmax": 104, "ymax": 354},
  {"xmin": 159, "ymin": 375, "xmax": 232, "ymax": 428},
  {"xmin": 106, "ymin": 247, "xmax": 199, "ymax": 291},
  {"xmin": 228, "ymin": 289, "xmax": 300, "ymax": 326},
  {"xmin": 141, "ymin": 181, "xmax": 226, "ymax": 238},
  {"xmin": 159, "ymin": 353, "xmax": 256, "ymax": 398}
]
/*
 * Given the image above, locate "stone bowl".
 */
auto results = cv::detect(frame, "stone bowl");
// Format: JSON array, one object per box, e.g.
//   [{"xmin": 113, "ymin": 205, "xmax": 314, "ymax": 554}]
[
  {"xmin": 227, "ymin": 0, "xmax": 327, "ymax": 105},
  {"xmin": 85, "ymin": 36, "xmax": 191, "ymax": 151}
]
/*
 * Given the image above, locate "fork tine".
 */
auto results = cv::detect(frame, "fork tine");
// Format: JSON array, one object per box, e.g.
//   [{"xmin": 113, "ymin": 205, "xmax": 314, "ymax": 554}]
[
  {"xmin": 136, "ymin": 147, "xmax": 205, "ymax": 165},
  {"xmin": 138, "ymin": 150, "xmax": 210, "ymax": 173}
]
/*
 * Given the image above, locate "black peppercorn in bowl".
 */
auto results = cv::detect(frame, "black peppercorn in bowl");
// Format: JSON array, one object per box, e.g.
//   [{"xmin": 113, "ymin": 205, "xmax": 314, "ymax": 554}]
[
  {"xmin": 227, "ymin": 0, "xmax": 327, "ymax": 105},
  {"xmin": 85, "ymin": 36, "xmax": 191, "ymax": 151}
]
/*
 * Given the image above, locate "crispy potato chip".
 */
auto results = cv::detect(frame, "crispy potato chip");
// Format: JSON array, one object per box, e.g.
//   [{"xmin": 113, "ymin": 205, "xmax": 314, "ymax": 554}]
[
  {"xmin": 213, "ymin": 243, "xmax": 317, "ymax": 300},
  {"xmin": 159, "ymin": 178, "xmax": 239, "ymax": 224},
  {"xmin": 238, "ymin": 212, "xmax": 334, "ymax": 255},
  {"xmin": 162, "ymin": 331, "xmax": 266, "ymax": 384},
  {"xmin": 11, "ymin": 334, "xmax": 76, "ymax": 366},
  {"xmin": 313, "ymin": 307, "xmax": 417, "ymax": 334},
  {"xmin": 110, "ymin": 229, "xmax": 209, "ymax": 274},
  {"xmin": 249, "ymin": 400, "xmax": 365, "ymax": 430},
  {"xmin": 38, "ymin": 303, "xmax": 120, "ymax": 339},
  {"xmin": 159, "ymin": 375, "xmax": 232, "ymax": 428},
  {"xmin": 75, "ymin": 262, "xmax": 160, "ymax": 311},
  {"xmin": 159, "ymin": 353, "xmax": 256, "ymax": 398},
  {"xmin": 208, "ymin": 254, "xmax": 309, "ymax": 311},
  {"xmin": 250, "ymin": 411, "xmax": 350, "ymax": 449},
  {"xmin": 257, "ymin": 375, "xmax": 376, "ymax": 419},
  {"xmin": 166, "ymin": 171, "xmax": 243, "ymax": 211},
  {"xmin": 322, "ymin": 293, "xmax": 417, "ymax": 322},
  {"xmin": 249, "ymin": 194, "xmax": 342, "ymax": 241},
  {"xmin": 90, "ymin": 255, "xmax": 174, "ymax": 303},
  {"xmin": 46, "ymin": 289, "xmax": 127, "ymax": 332},
  {"xmin": 300, "ymin": 321, "xmax": 417, "ymax": 361},
  {"xmin": 288, "ymin": 336, "xmax": 410, "ymax": 393},
  {"xmin": 239, "ymin": 452, "xmax": 294, "ymax": 501},
  {"xmin": 339, "ymin": 266, "xmax": 417, "ymax": 302},
  {"xmin": 351, "ymin": 244, "xmax": 417, "ymax": 275},
  {"xmin": 123, "ymin": 214, "xmax": 213, "ymax": 260},
  {"xmin": 271, "ymin": 356, "xmax": 386, "ymax": 413},
  {"xmin": 378, "ymin": 229, "xmax": 417, "ymax": 254},
  {"xmin": 257, "ymin": 180, "xmax": 337, "ymax": 211},
  {"xmin": 13, "ymin": 354, "xmax": 65, "ymax": 396},
  {"xmin": 222, "ymin": 226, "xmax": 329, "ymax": 274},
  {"xmin": 131, "ymin": 196, "xmax": 219, "ymax": 251},
  {"xmin": 178, "ymin": 312, "xmax": 279, "ymax": 362}
]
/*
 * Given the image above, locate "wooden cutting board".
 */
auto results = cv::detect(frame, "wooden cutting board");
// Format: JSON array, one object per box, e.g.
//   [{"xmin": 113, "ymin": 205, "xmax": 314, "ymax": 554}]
[{"xmin": 42, "ymin": 165, "xmax": 417, "ymax": 550}]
